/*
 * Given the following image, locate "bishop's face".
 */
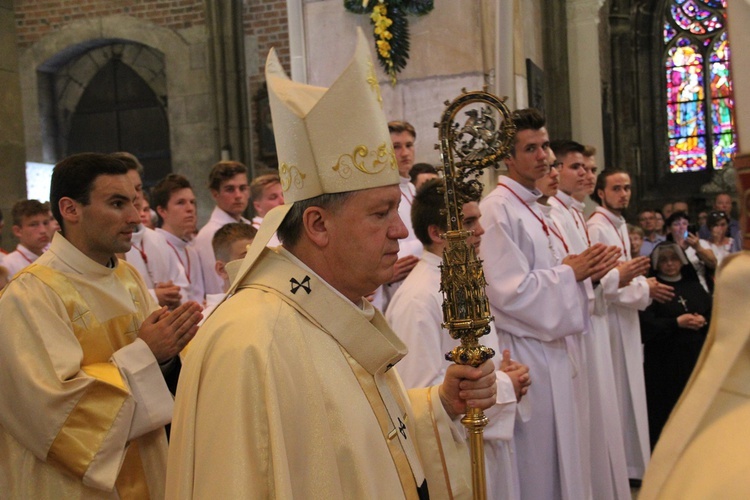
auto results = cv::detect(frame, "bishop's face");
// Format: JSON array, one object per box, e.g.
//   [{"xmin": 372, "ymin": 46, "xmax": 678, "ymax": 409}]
[{"xmin": 323, "ymin": 185, "xmax": 407, "ymax": 301}]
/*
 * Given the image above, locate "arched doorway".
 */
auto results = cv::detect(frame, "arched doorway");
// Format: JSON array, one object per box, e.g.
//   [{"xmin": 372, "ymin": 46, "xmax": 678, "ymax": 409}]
[{"xmin": 67, "ymin": 56, "xmax": 171, "ymax": 187}]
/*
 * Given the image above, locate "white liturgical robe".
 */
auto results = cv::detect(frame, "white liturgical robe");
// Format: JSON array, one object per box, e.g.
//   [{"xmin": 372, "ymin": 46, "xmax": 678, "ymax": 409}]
[
  {"xmin": 0, "ymin": 233, "xmax": 173, "ymax": 498},
  {"xmin": 2, "ymin": 243, "xmax": 42, "ymax": 278},
  {"xmin": 166, "ymin": 247, "xmax": 472, "ymax": 499},
  {"xmin": 192, "ymin": 206, "xmax": 252, "ymax": 295},
  {"xmin": 588, "ymin": 206, "xmax": 651, "ymax": 480},
  {"xmin": 125, "ymin": 225, "xmax": 190, "ymax": 305},
  {"xmin": 387, "ymin": 250, "xmax": 521, "ymax": 500},
  {"xmin": 156, "ymin": 228, "xmax": 206, "ymax": 304},
  {"xmin": 479, "ymin": 177, "xmax": 588, "ymax": 500},
  {"xmin": 550, "ymin": 193, "xmax": 631, "ymax": 499}
]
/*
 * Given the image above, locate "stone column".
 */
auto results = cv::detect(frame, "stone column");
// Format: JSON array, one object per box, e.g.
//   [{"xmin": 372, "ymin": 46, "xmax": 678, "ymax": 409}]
[
  {"xmin": 567, "ymin": 0, "xmax": 605, "ymax": 156},
  {"xmin": 0, "ymin": 0, "xmax": 26, "ymax": 252}
]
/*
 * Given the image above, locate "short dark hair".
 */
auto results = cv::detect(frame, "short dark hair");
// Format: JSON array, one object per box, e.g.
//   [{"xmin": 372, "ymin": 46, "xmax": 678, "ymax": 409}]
[
  {"xmin": 276, "ymin": 192, "xmax": 353, "ymax": 248},
  {"xmin": 408, "ymin": 163, "xmax": 438, "ymax": 184},
  {"xmin": 50, "ymin": 153, "xmax": 129, "ymax": 233},
  {"xmin": 11, "ymin": 199, "xmax": 48, "ymax": 226},
  {"xmin": 665, "ymin": 211, "xmax": 690, "ymax": 228},
  {"xmin": 509, "ymin": 108, "xmax": 546, "ymax": 155},
  {"xmin": 212, "ymin": 222, "xmax": 257, "ymax": 262},
  {"xmin": 208, "ymin": 161, "xmax": 248, "ymax": 192},
  {"xmin": 388, "ymin": 120, "xmax": 416, "ymax": 139},
  {"xmin": 412, "ymin": 179, "xmax": 447, "ymax": 247},
  {"xmin": 593, "ymin": 168, "xmax": 629, "ymax": 205},
  {"xmin": 111, "ymin": 151, "xmax": 144, "ymax": 175},
  {"xmin": 250, "ymin": 172, "xmax": 281, "ymax": 202},
  {"xmin": 550, "ymin": 140, "xmax": 585, "ymax": 159},
  {"xmin": 707, "ymin": 210, "xmax": 730, "ymax": 229},
  {"xmin": 151, "ymin": 174, "xmax": 193, "ymax": 225},
  {"xmin": 411, "ymin": 178, "xmax": 480, "ymax": 248}
]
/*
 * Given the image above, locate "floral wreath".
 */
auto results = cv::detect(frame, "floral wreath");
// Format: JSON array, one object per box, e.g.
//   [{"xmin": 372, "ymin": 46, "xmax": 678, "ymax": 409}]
[{"xmin": 344, "ymin": 0, "xmax": 434, "ymax": 85}]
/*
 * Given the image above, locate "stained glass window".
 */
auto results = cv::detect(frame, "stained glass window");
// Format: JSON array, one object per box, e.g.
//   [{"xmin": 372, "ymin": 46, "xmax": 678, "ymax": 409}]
[{"xmin": 664, "ymin": 0, "xmax": 735, "ymax": 173}]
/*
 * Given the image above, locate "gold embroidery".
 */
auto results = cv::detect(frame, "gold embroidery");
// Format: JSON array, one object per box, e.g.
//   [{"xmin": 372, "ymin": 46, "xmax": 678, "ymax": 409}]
[
  {"xmin": 367, "ymin": 61, "xmax": 383, "ymax": 108},
  {"xmin": 332, "ymin": 142, "xmax": 397, "ymax": 178},
  {"xmin": 279, "ymin": 162, "xmax": 306, "ymax": 192}
]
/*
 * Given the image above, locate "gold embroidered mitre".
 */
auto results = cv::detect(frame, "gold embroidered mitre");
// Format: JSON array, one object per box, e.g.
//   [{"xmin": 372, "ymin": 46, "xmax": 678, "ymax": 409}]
[{"xmin": 265, "ymin": 27, "xmax": 399, "ymax": 203}]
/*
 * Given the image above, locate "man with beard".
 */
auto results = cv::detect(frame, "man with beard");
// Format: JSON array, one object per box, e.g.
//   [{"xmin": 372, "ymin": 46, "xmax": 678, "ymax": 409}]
[{"xmin": 587, "ymin": 169, "xmax": 674, "ymax": 483}]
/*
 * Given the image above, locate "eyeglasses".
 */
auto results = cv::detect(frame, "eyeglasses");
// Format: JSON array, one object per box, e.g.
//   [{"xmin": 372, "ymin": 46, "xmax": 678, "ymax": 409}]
[{"xmin": 710, "ymin": 211, "xmax": 727, "ymax": 218}]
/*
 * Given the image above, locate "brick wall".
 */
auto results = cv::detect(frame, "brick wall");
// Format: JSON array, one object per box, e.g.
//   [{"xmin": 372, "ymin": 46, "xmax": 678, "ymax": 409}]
[
  {"xmin": 244, "ymin": 0, "xmax": 290, "ymax": 169},
  {"xmin": 14, "ymin": 0, "xmax": 207, "ymax": 48}
]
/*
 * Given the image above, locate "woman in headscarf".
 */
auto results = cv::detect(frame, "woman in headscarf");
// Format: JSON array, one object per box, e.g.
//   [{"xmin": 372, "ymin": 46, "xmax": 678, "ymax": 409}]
[{"xmin": 639, "ymin": 242, "xmax": 712, "ymax": 448}]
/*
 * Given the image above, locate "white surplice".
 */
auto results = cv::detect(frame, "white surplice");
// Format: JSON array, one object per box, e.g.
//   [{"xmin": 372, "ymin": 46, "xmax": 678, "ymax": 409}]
[
  {"xmin": 479, "ymin": 177, "xmax": 588, "ymax": 500},
  {"xmin": 192, "ymin": 206, "xmax": 252, "ymax": 295},
  {"xmin": 550, "ymin": 194, "xmax": 631, "ymax": 499},
  {"xmin": 2, "ymin": 243, "xmax": 42, "ymax": 278},
  {"xmin": 157, "ymin": 228, "xmax": 206, "ymax": 304},
  {"xmin": 387, "ymin": 250, "xmax": 520, "ymax": 500},
  {"xmin": 588, "ymin": 206, "xmax": 651, "ymax": 480},
  {"xmin": 125, "ymin": 226, "xmax": 190, "ymax": 305}
]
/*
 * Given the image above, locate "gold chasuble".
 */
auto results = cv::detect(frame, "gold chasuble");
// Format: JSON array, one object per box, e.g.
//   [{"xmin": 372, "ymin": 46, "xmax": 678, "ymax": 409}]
[
  {"xmin": 166, "ymin": 247, "xmax": 471, "ymax": 499},
  {"xmin": 0, "ymin": 234, "xmax": 168, "ymax": 499}
]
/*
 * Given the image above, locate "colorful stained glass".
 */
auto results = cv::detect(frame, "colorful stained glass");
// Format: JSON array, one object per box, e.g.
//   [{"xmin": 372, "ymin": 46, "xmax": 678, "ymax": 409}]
[
  {"xmin": 666, "ymin": 39, "xmax": 702, "ymax": 68},
  {"xmin": 701, "ymin": 0, "xmax": 726, "ymax": 8},
  {"xmin": 709, "ymin": 31, "xmax": 729, "ymax": 61},
  {"xmin": 713, "ymin": 132, "xmax": 735, "ymax": 169},
  {"xmin": 702, "ymin": 14, "xmax": 724, "ymax": 33},
  {"xmin": 664, "ymin": 22, "xmax": 677, "ymax": 43},
  {"xmin": 671, "ymin": 4, "xmax": 694, "ymax": 30},
  {"xmin": 711, "ymin": 98, "xmax": 734, "ymax": 134},
  {"xmin": 665, "ymin": 0, "xmax": 734, "ymax": 173},
  {"xmin": 670, "ymin": 136, "xmax": 707, "ymax": 172},
  {"xmin": 709, "ymin": 62, "xmax": 731, "ymax": 98},
  {"xmin": 668, "ymin": 101, "xmax": 706, "ymax": 138},
  {"xmin": 682, "ymin": 0, "xmax": 710, "ymax": 20}
]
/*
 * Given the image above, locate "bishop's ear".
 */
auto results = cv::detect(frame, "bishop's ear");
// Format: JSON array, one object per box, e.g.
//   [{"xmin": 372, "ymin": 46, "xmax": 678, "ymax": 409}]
[{"xmin": 301, "ymin": 206, "xmax": 330, "ymax": 248}]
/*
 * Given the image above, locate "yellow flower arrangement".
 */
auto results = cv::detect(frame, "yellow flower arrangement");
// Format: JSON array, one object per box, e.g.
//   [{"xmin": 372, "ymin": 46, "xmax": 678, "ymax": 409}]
[{"xmin": 344, "ymin": 0, "xmax": 434, "ymax": 85}]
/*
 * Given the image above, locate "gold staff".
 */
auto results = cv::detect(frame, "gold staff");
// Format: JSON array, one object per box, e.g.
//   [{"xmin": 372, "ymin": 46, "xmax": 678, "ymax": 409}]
[{"xmin": 435, "ymin": 88, "xmax": 515, "ymax": 500}]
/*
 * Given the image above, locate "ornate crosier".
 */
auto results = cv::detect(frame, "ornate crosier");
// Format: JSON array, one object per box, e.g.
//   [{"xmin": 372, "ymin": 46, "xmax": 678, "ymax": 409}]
[
  {"xmin": 436, "ymin": 88, "xmax": 515, "ymax": 500},
  {"xmin": 343, "ymin": 0, "xmax": 433, "ymax": 85}
]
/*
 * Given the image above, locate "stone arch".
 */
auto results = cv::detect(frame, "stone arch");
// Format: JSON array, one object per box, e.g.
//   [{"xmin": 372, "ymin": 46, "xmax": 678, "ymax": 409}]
[
  {"xmin": 38, "ymin": 40, "xmax": 168, "ymax": 162},
  {"xmin": 18, "ymin": 15, "xmax": 216, "ymax": 194}
]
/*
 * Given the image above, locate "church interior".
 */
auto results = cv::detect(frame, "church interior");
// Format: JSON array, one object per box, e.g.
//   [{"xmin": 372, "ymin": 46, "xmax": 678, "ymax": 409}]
[{"xmin": 0, "ymin": 0, "xmax": 746, "ymax": 251}]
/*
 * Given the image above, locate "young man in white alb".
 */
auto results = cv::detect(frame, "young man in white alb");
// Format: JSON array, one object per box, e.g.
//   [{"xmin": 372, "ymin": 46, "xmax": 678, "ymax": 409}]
[
  {"xmin": 3, "ymin": 199, "xmax": 50, "ymax": 278},
  {"xmin": 152, "ymin": 174, "xmax": 206, "ymax": 304},
  {"xmin": 587, "ymin": 169, "xmax": 674, "ymax": 482},
  {"xmin": 192, "ymin": 161, "xmax": 252, "ymax": 295}
]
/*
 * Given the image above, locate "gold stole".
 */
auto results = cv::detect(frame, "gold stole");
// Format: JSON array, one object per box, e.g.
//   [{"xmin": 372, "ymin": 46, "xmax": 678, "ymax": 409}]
[
  {"xmin": 20, "ymin": 263, "xmax": 151, "ymax": 499},
  {"xmin": 243, "ymin": 283, "xmax": 420, "ymax": 499}
]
